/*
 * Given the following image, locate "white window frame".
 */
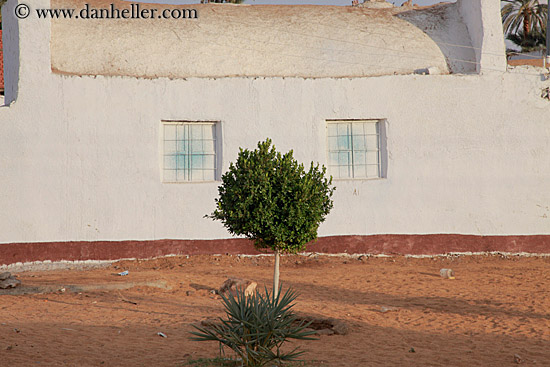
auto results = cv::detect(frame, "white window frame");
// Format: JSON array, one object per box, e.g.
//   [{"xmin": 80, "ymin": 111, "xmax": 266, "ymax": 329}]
[
  {"xmin": 326, "ymin": 119, "xmax": 387, "ymax": 180},
  {"xmin": 161, "ymin": 120, "xmax": 221, "ymax": 183}
]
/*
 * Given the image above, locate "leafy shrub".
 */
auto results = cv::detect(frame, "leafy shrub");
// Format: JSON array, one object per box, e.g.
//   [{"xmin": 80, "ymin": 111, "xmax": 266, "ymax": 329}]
[
  {"xmin": 207, "ymin": 139, "xmax": 335, "ymax": 294},
  {"xmin": 190, "ymin": 287, "xmax": 316, "ymax": 367}
]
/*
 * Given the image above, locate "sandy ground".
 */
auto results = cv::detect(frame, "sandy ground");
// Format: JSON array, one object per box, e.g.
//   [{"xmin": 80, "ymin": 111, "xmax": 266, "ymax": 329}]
[
  {"xmin": 1, "ymin": 254, "xmax": 549, "ymax": 367},
  {"xmin": 508, "ymin": 59, "xmax": 545, "ymax": 67}
]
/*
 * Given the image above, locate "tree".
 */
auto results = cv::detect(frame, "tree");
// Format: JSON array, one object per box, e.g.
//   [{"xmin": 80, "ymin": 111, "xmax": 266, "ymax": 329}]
[
  {"xmin": 501, "ymin": 0, "xmax": 548, "ymax": 48},
  {"xmin": 507, "ymin": 28, "xmax": 547, "ymax": 52},
  {"xmin": 208, "ymin": 139, "xmax": 335, "ymax": 295}
]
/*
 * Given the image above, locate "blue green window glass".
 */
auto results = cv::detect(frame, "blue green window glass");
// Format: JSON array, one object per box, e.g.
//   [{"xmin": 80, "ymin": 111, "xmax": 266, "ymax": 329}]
[
  {"xmin": 163, "ymin": 122, "xmax": 217, "ymax": 182},
  {"xmin": 327, "ymin": 120, "xmax": 380, "ymax": 179}
]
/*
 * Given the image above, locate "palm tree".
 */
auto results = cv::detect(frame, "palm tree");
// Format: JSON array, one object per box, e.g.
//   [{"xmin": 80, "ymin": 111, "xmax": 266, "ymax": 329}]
[
  {"xmin": 501, "ymin": 0, "xmax": 548, "ymax": 39},
  {"xmin": 507, "ymin": 29, "xmax": 547, "ymax": 52}
]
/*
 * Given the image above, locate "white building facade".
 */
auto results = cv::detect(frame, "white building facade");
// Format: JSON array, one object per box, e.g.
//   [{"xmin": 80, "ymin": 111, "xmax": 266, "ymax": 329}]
[{"xmin": 1, "ymin": 0, "xmax": 549, "ymax": 265}]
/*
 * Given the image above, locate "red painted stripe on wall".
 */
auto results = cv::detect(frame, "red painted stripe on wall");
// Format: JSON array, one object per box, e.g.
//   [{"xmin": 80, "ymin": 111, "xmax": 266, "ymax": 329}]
[{"xmin": 1, "ymin": 235, "xmax": 549, "ymax": 265}]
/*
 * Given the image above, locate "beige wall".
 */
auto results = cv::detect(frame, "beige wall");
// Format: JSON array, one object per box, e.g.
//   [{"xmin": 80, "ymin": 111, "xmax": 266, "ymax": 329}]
[{"xmin": 49, "ymin": 0, "xmax": 473, "ymax": 78}]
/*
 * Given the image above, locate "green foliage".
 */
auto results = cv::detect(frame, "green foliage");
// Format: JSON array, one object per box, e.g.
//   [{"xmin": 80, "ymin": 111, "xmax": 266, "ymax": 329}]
[
  {"xmin": 208, "ymin": 139, "xmax": 335, "ymax": 254},
  {"xmin": 507, "ymin": 29, "xmax": 547, "ymax": 52},
  {"xmin": 182, "ymin": 357, "xmax": 311, "ymax": 367},
  {"xmin": 190, "ymin": 287, "xmax": 317, "ymax": 367},
  {"xmin": 501, "ymin": 0, "xmax": 548, "ymax": 38}
]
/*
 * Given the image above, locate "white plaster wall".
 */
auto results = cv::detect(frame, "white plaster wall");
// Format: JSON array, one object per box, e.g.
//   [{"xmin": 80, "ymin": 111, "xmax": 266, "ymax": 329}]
[
  {"xmin": 397, "ymin": 2, "xmax": 476, "ymax": 74},
  {"xmin": 49, "ymin": 0, "xmax": 460, "ymax": 78},
  {"xmin": 0, "ymin": 0, "xmax": 549, "ymax": 244},
  {"xmin": 2, "ymin": 0, "xmax": 20, "ymax": 105},
  {"xmin": 457, "ymin": 0, "xmax": 507, "ymax": 73}
]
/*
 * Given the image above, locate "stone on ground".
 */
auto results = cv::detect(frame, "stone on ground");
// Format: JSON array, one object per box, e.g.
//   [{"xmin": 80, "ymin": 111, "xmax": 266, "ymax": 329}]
[{"xmin": 219, "ymin": 278, "xmax": 257, "ymax": 297}]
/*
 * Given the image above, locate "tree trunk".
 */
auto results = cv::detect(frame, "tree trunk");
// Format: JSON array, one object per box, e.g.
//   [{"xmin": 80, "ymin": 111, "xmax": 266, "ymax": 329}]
[
  {"xmin": 273, "ymin": 249, "xmax": 280, "ymax": 297},
  {"xmin": 523, "ymin": 10, "xmax": 531, "ymax": 37}
]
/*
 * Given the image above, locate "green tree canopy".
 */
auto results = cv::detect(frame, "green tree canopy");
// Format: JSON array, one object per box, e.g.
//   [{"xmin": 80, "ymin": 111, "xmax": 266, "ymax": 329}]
[
  {"xmin": 507, "ymin": 28, "xmax": 547, "ymax": 52},
  {"xmin": 208, "ymin": 139, "xmax": 335, "ymax": 294}
]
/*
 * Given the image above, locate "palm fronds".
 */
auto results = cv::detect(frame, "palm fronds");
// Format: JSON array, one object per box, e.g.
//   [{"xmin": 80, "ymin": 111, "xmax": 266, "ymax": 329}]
[{"xmin": 502, "ymin": 0, "xmax": 548, "ymax": 37}]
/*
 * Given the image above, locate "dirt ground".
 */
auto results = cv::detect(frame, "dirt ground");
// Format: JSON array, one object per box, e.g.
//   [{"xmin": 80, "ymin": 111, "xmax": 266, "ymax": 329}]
[
  {"xmin": 1, "ymin": 253, "xmax": 549, "ymax": 367},
  {"xmin": 508, "ymin": 59, "xmax": 545, "ymax": 67}
]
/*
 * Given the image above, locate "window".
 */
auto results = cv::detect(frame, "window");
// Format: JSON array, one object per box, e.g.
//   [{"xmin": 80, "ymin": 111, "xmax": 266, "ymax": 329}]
[
  {"xmin": 327, "ymin": 119, "xmax": 383, "ymax": 179},
  {"xmin": 162, "ymin": 121, "xmax": 218, "ymax": 182}
]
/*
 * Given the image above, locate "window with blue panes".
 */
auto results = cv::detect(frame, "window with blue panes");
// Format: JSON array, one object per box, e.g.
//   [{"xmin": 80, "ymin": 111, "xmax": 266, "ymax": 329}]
[
  {"xmin": 327, "ymin": 120, "xmax": 381, "ymax": 179},
  {"xmin": 163, "ymin": 122, "xmax": 217, "ymax": 182}
]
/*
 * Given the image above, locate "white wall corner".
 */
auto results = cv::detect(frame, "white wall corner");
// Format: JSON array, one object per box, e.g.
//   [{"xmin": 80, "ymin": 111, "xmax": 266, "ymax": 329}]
[
  {"xmin": 458, "ymin": 0, "xmax": 507, "ymax": 73},
  {"xmin": 2, "ymin": 0, "xmax": 21, "ymax": 105},
  {"xmin": 3, "ymin": 0, "xmax": 52, "ymax": 104}
]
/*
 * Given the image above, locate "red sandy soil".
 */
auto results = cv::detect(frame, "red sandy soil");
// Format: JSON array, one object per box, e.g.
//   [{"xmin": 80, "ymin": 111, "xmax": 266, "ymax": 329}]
[
  {"xmin": 1, "ymin": 254, "xmax": 550, "ymax": 367},
  {"xmin": 508, "ymin": 59, "xmax": 545, "ymax": 67}
]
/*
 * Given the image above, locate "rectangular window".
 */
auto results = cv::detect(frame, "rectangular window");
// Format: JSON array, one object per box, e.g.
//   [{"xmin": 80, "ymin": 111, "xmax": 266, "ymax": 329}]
[
  {"xmin": 162, "ymin": 121, "xmax": 218, "ymax": 182},
  {"xmin": 327, "ymin": 119, "xmax": 383, "ymax": 179}
]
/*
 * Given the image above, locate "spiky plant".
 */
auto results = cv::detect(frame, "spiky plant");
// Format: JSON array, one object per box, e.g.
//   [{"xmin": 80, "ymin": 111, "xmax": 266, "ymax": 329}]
[{"xmin": 190, "ymin": 287, "xmax": 317, "ymax": 367}]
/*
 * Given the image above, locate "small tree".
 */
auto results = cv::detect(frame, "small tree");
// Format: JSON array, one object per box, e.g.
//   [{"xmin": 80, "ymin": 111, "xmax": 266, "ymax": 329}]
[{"xmin": 208, "ymin": 139, "xmax": 335, "ymax": 295}]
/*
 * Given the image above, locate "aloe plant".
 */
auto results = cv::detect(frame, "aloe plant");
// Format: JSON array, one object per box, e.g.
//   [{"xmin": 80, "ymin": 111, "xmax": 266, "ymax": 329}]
[{"xmin": 190, "ymin": 287, "xmax": 316, "ymax": 367}]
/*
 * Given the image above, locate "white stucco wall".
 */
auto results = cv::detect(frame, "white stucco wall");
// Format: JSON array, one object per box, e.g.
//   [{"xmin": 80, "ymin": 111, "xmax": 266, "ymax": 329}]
[
  {"xmin": 0, "ymin": 0, "xmax": 548, "ymax": 245},
  {"xmin": 458, "ymin": 0, "xmax": 507, "ymax": 73},
  {"xmin": 48, "ymin": 0, "xmax": 471, "ymax": 78}
]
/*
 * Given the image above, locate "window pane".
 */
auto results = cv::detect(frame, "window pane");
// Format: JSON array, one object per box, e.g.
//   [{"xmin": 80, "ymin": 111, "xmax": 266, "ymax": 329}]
[
  {"xmin": 327, "ymin": 120, "xmax": 383, "ymax": 180},
  {"xmin": 337, "ymin": 135, "xmax": 350, "ymax": 150},
  {"xmin": 164, "ymin": 140, "xmax": 177, "ymax": 154},
  {"xmin": 164, "ymin": 125, "xmax": 176, "ymax": 140},
  {"xmin": 203, "ymin": 154, "xmax": 215, "ymax": 169},
  {"xmin": 366, "ymin": 135, "xmax": 379, "ymax": 150},
  {"xmin": 163, "ymin": 122, "xmax": 218, "ymax": 182},
  {"xmin": 176, "ymin": 169, "xmax": 187, "ymax": 182},
  {"xmin": 367, "ymin": 164, "xmax": 380, "ymax": 178},
  {"xmin": 203, "ymin": 139, "xmax": 215, "ymax": 153},
  {"xmin": 164, "ymin": 155, "xmax": 177, "ymax": 170},
  {"xmin": 338, "ymin": 151, "xmax": 350, "ymax": 166},
  {"xmin": 328, "ymin": 136, "xmax": 338, "ymax": 150},
  {"xmin": 339, "ymin": 165, "xmax": 351, "ymax": 178},
  {"xmin": 364, "ymin": 122, "xmax": 378, "ymax": 135},
  {"xmin": 176, "ymin": 140, "xmax": 188, "ymax": 153},
  {"xmin": 354, "ymin": 165, "xmax": 367, "ymax": 178},
  {"xmin": 337, "ymin": 123, "xmax": 349, "ymax": 136},
  {"xmin": 176, "ymin": 125, "xmax": 186, "ymax": 140},
  {"xmin": 352, "ymin": 122, "xmax": 364, "ymax": 135},
  {"xmin": 366, "ymin": 151, "xmax": 379, "ymax": 165},
  {"xmin": 354, "ymin": 151, "xmax": 366, "ymax": 166},
  {"xmin": 191, "ymin": 139, "xmax": 203, "ymax": 152},
  {"xmin": 203, "ymin": 124, "xmax": 215, "ymax": 139},
  {"xmin": 191, "ymin": 124, "xmax": 202, "ymax": 139},
  {"xmin": 191, "ymin": 155, "xmax": 203, "ymax": 169},
  {"xmin": 329, "ymin": 152, "xmax": 339, "ymax": 166},
  {"xmin": 203, "ymin": 170, "xmax": 215, "ymax": 181},
  {"xmin": 177, "ymin": 155, "xmax": 187, "ymax": 170},
  {"xmin": 352, "ymin": 134, "xmax": 366, "ymax": 150}
]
